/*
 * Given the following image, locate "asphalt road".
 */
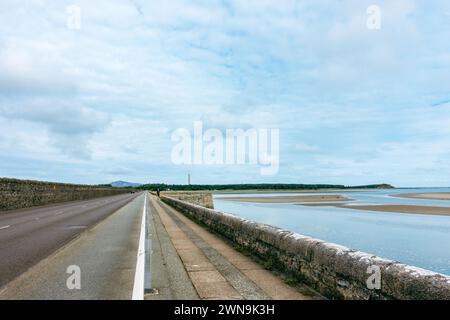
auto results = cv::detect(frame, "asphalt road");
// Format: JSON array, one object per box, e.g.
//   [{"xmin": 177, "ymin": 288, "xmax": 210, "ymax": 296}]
[
  {"xmin": 0, "ymin": 192, "xmax": 139, "ymax": 290},
  {"xmin": 0, "ymin": 193, "xmax": 146, "ymax": 299}
]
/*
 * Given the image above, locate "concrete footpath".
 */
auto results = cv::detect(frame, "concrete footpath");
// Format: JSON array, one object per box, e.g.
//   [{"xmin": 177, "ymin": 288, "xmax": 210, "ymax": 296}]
[{"xmin": 146, "ymin": 195, "xmax": 321, "ymax": 300}]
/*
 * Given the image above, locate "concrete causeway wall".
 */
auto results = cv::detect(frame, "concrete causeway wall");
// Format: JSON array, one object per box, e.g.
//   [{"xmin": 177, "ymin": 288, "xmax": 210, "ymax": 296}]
[
  {"xmin": 162, "ymin": 196, "xmax": 450, "ymax": 300},
  {"xmin": 162, "ymin": 192, "xmax": 214, "ymax": 209},
  {"xmin": 0, "ymin": 178, "xmax": 132, "ymax": 211}
]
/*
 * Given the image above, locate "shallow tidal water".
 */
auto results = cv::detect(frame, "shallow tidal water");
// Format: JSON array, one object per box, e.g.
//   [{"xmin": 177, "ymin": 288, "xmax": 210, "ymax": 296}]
[{"xmin": 213, "ymin": 188, "xmax": 450, "ymax": 275}]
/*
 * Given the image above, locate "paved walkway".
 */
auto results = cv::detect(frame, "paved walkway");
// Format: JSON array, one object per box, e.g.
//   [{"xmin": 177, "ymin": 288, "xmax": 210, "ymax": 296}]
[{"xmin": 147, "ymin": 196, "xmax": 321, "ymax": 300}]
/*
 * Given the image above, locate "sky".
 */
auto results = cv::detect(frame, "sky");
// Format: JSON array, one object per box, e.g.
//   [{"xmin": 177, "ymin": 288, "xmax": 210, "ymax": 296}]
[{"xmin": 1, "ymin": 0, "xmax": 450, "ymax": 187}]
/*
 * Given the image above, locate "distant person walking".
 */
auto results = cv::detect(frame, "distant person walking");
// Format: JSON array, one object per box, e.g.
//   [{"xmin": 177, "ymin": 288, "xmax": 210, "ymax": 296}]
[{"xmin": 156, "ymin": 189, "xmax": 160, "ymax": 198}]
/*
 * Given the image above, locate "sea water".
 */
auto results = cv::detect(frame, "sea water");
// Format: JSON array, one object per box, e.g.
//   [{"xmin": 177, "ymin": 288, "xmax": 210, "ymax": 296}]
[{"xmin": 213, "ymin": 188, "xmax": 450, "ymax": 275}]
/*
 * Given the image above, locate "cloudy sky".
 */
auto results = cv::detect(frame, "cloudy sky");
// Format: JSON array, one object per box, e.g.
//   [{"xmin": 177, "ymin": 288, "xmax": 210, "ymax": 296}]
[{"xmin": 1, "ymin": 0, "xmax": 450, "ymax": 186}]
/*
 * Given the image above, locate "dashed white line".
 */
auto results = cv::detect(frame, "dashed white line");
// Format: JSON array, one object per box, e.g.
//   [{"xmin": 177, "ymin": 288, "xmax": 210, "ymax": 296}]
[{"xmin": 0, "ymin": 225, "xmax": 11, "ymax": 230}]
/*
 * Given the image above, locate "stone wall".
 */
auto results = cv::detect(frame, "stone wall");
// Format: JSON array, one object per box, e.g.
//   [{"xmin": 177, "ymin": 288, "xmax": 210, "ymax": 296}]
[
  {"xmin": 161, "ymin": 192, "xmax": 214, "ymax": 209},
  {"xmin": 162, "ymin": 196, "xmax": 450, "ymax": 300},
  {"xmin": 0, "ymin": 178, "xmax": 132, "ymax": 211}
]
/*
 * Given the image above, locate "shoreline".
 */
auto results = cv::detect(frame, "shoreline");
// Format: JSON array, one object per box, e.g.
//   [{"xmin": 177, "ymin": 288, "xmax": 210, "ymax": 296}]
[
  {"xmin": 216, "ymin": 190, "xmax": 450, "ymax": 217},
  {"xmin": 340, "ymin": 204, "xmax": 450, "ymax": 217},
  {"xmin": 392, "ymin": 192, "xmax": 450, "ymax": 201},
  {"xmin": 301, "ymin": 203, "xmax": 450, "ymax": 217},
  {"xmin": 217, "ymin": 195, "xmax": 352, "ymax": 203},
  {"xmin": 212, "ymin": 188, "xmax": 391, "ymax": 194}
]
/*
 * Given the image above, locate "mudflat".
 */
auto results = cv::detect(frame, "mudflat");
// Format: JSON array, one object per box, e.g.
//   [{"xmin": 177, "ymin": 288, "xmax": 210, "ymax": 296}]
[
  {"xmin": 302, "ymin": 202, "xmax": 354, "ymax": 207},
  {"xmin": 393, "ymin": 193, "xmax": 450, "ymax": 201},
  {"xmin": 301, "ymin": 203, "xmax": 450, "ymax": 217},
  {"xmin": 217, "ymin": 195, "xmax": 351, "ymax": 203}
]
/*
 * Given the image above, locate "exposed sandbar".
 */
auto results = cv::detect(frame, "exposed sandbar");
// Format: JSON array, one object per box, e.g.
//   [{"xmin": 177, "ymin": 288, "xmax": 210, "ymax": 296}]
[
  {"xmin": 301, "ymin": 203, "xmax": 450, "ymax": 217},
  {"xmin": 392, "ymin": 193, "xmax": 450, "ymax": 201},
  {"xmin": 302, "ymin": 203, "xmax": 353, "ymax": 207},
  {"xmin": 217, "ymin": 195, "xmax": 352, "ymax": 203}
]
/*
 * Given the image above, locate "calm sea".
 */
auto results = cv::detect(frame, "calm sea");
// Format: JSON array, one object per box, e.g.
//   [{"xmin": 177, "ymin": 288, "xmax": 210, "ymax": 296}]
[{"xmin": 213, "ymin": 188, "xmax": 450, "ymax": 275}]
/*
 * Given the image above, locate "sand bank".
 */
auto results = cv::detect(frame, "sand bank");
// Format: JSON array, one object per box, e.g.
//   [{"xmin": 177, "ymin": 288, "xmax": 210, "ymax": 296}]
[
  {"xmin": 392, "ymin": 193, "xmax": 450, "ymax": 201},
  {"xmin": 217, "ymin": 195, "xmax": 351, "ymax": 203},
  {"xmin": 214, "ymin": 189, "xmax": 378, "ymax": 194},
  {"xmin": 302, "ymin": 203, "xmax": 353, "ymax": 207},
  {"xmin": 301, "ymin": 203, "xmax": 450, "ymax": 217}
]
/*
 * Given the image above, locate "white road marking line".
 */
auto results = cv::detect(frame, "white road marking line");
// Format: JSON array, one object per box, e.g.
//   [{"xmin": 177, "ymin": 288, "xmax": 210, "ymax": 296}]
[
  {"xmin": 0, "ymin": 225, "xmax": 11, "ymax": 230},
  {"xmin": 132, "ymin": 193, "xmax": 147, "ymax": 300}
]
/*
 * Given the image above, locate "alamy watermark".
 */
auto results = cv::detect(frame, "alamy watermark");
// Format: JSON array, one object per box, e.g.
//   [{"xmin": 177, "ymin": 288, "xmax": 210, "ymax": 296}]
[
  {"xmin": 367, "ymin": 5, "xmax": 381, "ymax": 30},
  {"xmin": 66, "ymin": 265, "xmax": 81, "ymax": 290},
  {"xmin": 171, "ymin": 122, "xmax": 280, "ymax": 176},
  {"xmin": 66, "ymin": 5, "xmax": 81, "ymax": 30},
  {"xmin": 366, "ymin": 265, "xmax": 381, "ymax": 290}
]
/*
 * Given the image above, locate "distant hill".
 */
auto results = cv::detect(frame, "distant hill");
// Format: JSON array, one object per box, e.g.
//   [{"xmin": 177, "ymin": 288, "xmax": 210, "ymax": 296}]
[{"xmin": 110, "ymin": 181, "xmax": 142, "ymax": 188}]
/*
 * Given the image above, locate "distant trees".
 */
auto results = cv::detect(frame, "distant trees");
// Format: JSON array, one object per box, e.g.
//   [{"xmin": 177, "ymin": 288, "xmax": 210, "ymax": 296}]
[{"xmin": 137, "ymin": 183, "xmax": 394, "ymax": 192}]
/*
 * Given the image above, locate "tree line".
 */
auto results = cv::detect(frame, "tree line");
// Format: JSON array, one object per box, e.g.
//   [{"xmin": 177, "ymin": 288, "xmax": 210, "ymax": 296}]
[{"xmin": 136, "ymin": 183, "xmax": 394, "ymax": 192}]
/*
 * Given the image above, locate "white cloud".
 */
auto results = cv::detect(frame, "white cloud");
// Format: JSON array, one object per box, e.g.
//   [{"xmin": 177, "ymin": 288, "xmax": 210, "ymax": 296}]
[
  {"xmin": 1, "ymin": 0, "xmax": 450, "ymax": 185},
  {"xmin": 295, "ymin": 142, "xmax": 320, "ymax": 153}
]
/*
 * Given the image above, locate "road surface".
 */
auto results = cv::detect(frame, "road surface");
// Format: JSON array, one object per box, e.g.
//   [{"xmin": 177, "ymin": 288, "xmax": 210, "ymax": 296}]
[
  {"xmin": 0, "ymin": 192, "xmax": 319, "ymax": 300},
  {"xmin": 0, "ymin": 192, "xmax": 140, "ymax": 297}
]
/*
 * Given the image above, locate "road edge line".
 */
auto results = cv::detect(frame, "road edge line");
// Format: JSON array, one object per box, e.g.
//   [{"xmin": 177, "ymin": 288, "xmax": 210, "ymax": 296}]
[{"xmin": 132, "ymin": 192, "xmax": 147, "ymax": 300}]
